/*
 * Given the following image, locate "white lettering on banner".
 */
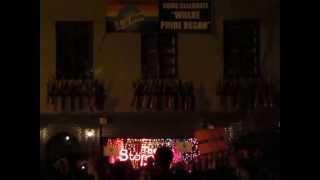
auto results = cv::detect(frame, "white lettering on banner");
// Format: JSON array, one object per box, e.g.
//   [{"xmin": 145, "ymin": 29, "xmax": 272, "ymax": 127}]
[
  {"xmin": 162, "ymin": 3, "xmax": 209, "ymax": 10},
  {"xmin": 161, "ymin": 21, "xmax": 210, "ymax": 30},
  {"xmin": 161, "ymin": 21, "xmax": 182, "ymax": 30},
  {"xmin": 183, "ymin": 21, "xmax": 210, "ymax": 30},
  {"xmin": 172, "ymin": 11, "xmax": 200, "ymax": 19}
]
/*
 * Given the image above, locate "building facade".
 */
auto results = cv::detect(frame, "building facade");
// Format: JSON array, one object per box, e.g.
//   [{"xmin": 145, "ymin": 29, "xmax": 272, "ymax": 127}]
[{"xmin": 40, "ymin": 0, "xmax": 280, "ymax": 168}]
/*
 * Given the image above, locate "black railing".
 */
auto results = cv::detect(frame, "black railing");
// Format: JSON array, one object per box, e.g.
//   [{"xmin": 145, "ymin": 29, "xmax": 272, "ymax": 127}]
[
  {"xmin": 216, "ymin": 78, "xmax": 279, "ymax": 111},
  {"xmin": 131, "ymin": 79, "xmax": 195, "ymax": 112},
  {"xmin": 46, "ymin": 78, "xmax": 106, "ymax": 112}
]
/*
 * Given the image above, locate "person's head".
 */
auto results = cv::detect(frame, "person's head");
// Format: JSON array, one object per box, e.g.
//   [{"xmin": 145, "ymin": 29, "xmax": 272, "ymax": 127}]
[
  {"xmin": 146, "ymin": 157, "xmax": 154, "ymax": 168},
  {"xmin": 228, "ymin": 153, "xmax": 239, "ymax": 169},
  {"xmin": 173, "ymin": 161, "xmax": 187, "ymax": 171},
  {"xmin": 111, "ymin": 161, "xmax": 132, "ymax": 180},
  {"xmin": 111, "ymin": 161, "xmax": 126, "ymax": 180},
  {"xmin": 53, "ymin": 158, "xmax": 69, "ymax": 176},
  {"xmin": 123, "ymin": 160, "xmax": 133, "ymax": 170},
  {"xmin": 154, "ymin": 146, "xmax": 173, "ymax": 170}
]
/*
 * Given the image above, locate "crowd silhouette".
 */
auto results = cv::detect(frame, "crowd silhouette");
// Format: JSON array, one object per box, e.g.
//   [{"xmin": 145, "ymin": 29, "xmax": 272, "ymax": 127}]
[
  {"xmin": 100, "ymin": 142, "xmax": 279, "ymax": 180},
  {"xmin": 41, "ymin": 134, "xmax": 280, "ymax": 180}
]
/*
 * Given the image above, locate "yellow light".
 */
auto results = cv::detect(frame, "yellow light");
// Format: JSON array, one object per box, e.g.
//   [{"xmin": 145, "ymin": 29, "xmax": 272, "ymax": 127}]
[{"xmin": 85, "ymin": 129, "xmax": 95, "ymax": 138}]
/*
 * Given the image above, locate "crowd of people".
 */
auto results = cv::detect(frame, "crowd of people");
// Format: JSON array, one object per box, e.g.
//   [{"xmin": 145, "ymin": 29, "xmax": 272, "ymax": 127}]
[
  {"xmin": 41, "ymin": 157, "xmax": 95, "ymax": 180},
  {"xmin": 100, "ymin": 145, "xmax": 279, "ymax": 180},
  {"xmin": 41, "ymin": 133, "xmax": 280, "ymax": 180}
]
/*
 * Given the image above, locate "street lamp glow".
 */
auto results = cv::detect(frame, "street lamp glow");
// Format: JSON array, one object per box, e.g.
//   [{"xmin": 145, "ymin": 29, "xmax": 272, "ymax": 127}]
[{"xmin": 85, "ymin": 129, "xmax": 95, "ymax": 138}]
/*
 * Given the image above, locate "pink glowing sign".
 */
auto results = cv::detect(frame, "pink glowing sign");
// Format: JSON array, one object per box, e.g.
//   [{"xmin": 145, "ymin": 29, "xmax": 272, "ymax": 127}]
[
  {"xmin": 119, "ymin": 148, "xmax": 155, "ymax": 166},
  {"xmin": 104, "ymin": 138, "xmax": 200, "ymax": 169}
]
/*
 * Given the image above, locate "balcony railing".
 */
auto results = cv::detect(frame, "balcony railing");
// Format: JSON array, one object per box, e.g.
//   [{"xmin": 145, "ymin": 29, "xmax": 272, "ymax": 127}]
[
  {"xmin": 216, "ymin": 78, "xmax": 279, "ymax": 112},
  {"xmin": 131, "ymin": 79, "xmax": 195, "ymax": 112},
  {"xmin": 46, "ymin": 78, "xmax": 106, "ymax": 112}
]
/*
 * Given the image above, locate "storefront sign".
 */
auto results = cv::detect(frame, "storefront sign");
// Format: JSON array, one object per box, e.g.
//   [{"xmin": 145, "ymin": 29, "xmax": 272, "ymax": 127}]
[
  {"xmin": 104, "ymin": 138, "xmax": 200, "ymax": 168},
  {"xmin": 118, "ymin": 147, "xmax": 156, "ymax": 166},
  {"xmin": 159, "ymin": 0, "xmax": 212, "ymax": 32}
]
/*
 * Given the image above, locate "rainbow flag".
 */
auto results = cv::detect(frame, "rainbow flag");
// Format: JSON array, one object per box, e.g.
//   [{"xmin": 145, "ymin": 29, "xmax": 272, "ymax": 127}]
[{"xmin": 105, "ymin": 0, "xmax": 159, "ymax": 32}]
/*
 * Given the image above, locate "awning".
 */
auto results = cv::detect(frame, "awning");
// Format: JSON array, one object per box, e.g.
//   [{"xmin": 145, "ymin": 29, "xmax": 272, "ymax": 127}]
[
  {"xmin": 40, "ymin": 112, "xmax": 101, "ymax": 128},
  {"xmin": 40, "ymin": 112, "xmax": 244, "ymax": 138},
  {"xmin": 101, "ymin": 112, "xmax": 244, "ymax": 138}
]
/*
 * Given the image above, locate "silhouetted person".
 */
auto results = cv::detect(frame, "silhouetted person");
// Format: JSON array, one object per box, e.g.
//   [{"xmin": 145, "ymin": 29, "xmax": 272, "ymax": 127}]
[
  {"xmin": 152, "ymin": 146, "xmax": 174, "ymax": 180},
  {"xmin": 110, "ymin": 161, "xmax": 133, "ymax": 180},
  {"xmin": 140, "ymin": 157, "xmax": 155, "ymax": 180},
  {"xmin": 51, "ymin": 158, "xmax": 71, "ymax": 180},
  {"xmin": 146, "ymin": 157, "xmax": 154, "ymax": 170},
  {"xmin": 172, "ymin": 161, "xmax": 189, "ymax": 180}
]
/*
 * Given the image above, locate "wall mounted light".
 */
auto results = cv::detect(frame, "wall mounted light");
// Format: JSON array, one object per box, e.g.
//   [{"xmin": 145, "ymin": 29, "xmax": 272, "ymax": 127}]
[
  {"xmin": 99, "ymin": 117, "xmax": 108, "ymax": 125},
  {"xmin": 85, "ymin": 129, "xmax": 95, "ymax": 138},
  {"xmin": 208, "ymin": 124, "xmax": 215, "ymax": 130},
  {"xmin": 40, "ymin": 128, "xmax": 48, "ymax": 141}
]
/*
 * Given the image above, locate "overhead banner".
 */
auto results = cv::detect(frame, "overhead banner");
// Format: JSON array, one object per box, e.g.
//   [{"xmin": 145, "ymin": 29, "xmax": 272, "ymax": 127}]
[
  {"xmin": 105, "ymin": 0, "xmax": 212, "ymax": 32},
  {"xmin": 159, "ymin": 0, "xmax": 212, "ymax": 32},
  {"xmin": 105, "ymin": 0, "xmax": 159, "ymax": 32}
]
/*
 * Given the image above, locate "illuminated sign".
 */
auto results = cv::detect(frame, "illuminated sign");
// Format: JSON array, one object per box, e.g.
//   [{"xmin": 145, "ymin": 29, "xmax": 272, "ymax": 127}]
[
  {"xmin": 105, "ymin": 0, "xmax": 213, "ymax": 32},
  {"xmin": 159, "ymin": 0, "xmax": 212, "ymax": 32},
  {"xmin": 119, "ymin": 148, "xmax": 155, "ymax": 166},
  {"xmin": 104, "ymin": 138, "xmax": 200, "ymax": 168}
]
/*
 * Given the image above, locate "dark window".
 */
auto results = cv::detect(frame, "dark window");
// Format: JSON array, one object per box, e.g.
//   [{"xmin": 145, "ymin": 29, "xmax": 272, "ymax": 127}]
[
  {"xmin": 141, "ymin": 33, "xmax": 178, "ymax": 79},
  {"xmin": 223, "ymin": 20, "xmax": 260, "ymax": 80},
  {"xmin": 56, "ymin": 21, "xmax": 93, "ymax": 80}
]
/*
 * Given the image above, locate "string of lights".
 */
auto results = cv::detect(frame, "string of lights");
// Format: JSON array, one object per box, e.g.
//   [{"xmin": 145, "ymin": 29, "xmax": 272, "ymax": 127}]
[{"xmin": 105, "ymin": 138, "xmax": 200, "ymax": 168}]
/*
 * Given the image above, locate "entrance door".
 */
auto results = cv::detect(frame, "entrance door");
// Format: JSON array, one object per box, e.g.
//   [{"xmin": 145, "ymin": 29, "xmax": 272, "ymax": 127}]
[{"xmin": 45, "ymin": 132, "xmax": 83, "ymax": 168}]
